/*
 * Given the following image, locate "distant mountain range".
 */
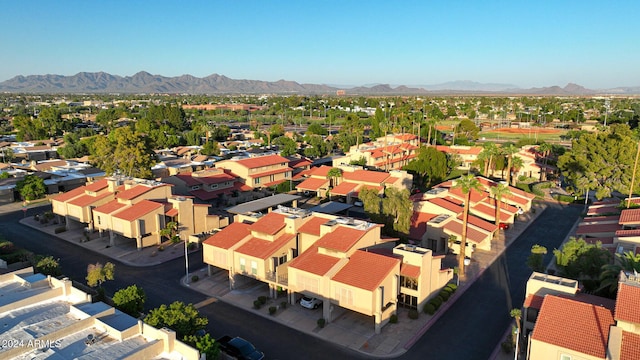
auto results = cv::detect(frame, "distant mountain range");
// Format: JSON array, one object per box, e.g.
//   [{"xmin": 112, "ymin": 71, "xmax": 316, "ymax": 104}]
[{"xmin": 0, "ymin": 71, "xmax": 639, "ymax": 95}]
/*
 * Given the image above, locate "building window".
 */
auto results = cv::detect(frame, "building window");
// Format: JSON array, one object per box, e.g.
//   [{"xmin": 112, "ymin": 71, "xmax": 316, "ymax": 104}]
[
  {"xmin": 191, "ymin": 185, "xmax": 201, "ymax": 190},
  {"xmin": 251, "ymin": 261, "xmax": 258, "ymax": 275},
  {"xmin": 210, "ymin": 184, "xmax": 218, "ymax": 189},
  {"xmin": 560, "ymin": 355, "xmax": 572, "ymax": 360},
  {"xmin": 254, "ymin": 178, "xmax": 260, "ymax": 185},
  {"xmin": 97, "ymin": 216, "xmax": 101, "ymax": 225},
  {"xmin": 400, "ymin": 276, "xmax": 418, "ymax": 290},
  {"xmin": 239, "ymin": 258, "xmax": 246, "ymax": 272}
]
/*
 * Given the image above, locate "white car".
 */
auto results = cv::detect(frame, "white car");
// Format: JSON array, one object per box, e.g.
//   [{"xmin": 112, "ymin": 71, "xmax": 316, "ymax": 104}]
[{"xmin": 300, "ymin": 296, "xmax": 322, "ymax": 309}]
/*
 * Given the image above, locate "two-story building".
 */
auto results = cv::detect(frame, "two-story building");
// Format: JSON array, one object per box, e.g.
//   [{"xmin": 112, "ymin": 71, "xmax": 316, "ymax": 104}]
[{"xmin": 215, "ymin": 154, "xmax": 292, "ymax": 189}]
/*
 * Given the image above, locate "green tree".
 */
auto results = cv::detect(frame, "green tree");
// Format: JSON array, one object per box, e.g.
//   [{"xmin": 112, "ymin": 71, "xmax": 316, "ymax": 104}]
[
  {"xmin": 558, "ymin": 124, "xmax": 636, "ymax": 200},
  {"xmin": 526, "ymin": 245, "xmax": 548, "ymax": 272},
  {"xmin": 452, "ymin": 175, "xmax": 482, "ymax": 278},
  {"xmin": 381, "ymin": 187, "xmax": 412, "ymax": 236},
  {"xmin": 456, "ymin": 119, "xmax": 479, "ymax": 142},
  {"xmin": 502, "ymin": 144, "xmax": 520, "ymax": 185},
  {"xmin": 144, "ymin": 301, "xmax": 208, "ymax": 339},
  {"xmin": 95, "ymin": 108, "xmax": 120, "ymax": 133},
  {"xmin": 359, "ymin": 186, "xmax": 381, "ymax": 215},
  {"xmin": 403, "ymin": 146, "xmax": 448, "ymax": 187},
  {"xmin": 160, "ymin": 221, "xmax": 180, "ymax": 243},
  {"xmin": 200, "ymin": 140, "xmax": 220, "ymax": 156},
  {"xmin": 184, "ymin": 333, "xmax": 219, "ymax": 360},
  {"xmin": 16, "ymin": 175, "xmax": 46, "ymax": 201},
  {"xmin": 113, "ymin": 285, "xmax": 146, "ymax": 317},
  {"xmin": 272, "ymin": 136, "xmax": 297, "ymax": 157},
  {"xmin": 33, "ymin": 255, "xmax": 61, "ymax": 276},
  {"xmin": 598, "ymin": 251, "xmax": 640, "ymax": 298},
  {"xmin": 306, "ymin": 122, "xmax": 328, "ymax": 136},
  {"xmin": 490, "ymin": 182, "xmax": 511, "ymax": 234},
  {"xmin": 479, "ymin": 142, "xmax": 500, "ymax": 177},
  {"xmin": 86, "ymin": 262, "xmax": 115, "ymax": 288},
  {"xmin": 553, "ymin": 237, "xmax": 611, "ymax": 291},
  {"xmin": 91, "ymin": 127, "xmax": 156, "ymax": 178},
  {"xmin": 13, "ymin": 114, "xmax": 47, "ymax": 141}
]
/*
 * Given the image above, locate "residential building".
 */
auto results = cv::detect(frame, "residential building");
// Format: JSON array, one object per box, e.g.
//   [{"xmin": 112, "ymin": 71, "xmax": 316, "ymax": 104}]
[
  {"xmin": 51, "ymin": 177, "xmax": 226, "ymax": 249},
  {"xmin": 215, "ymin": 154, "xmax": 292, "ymax": 189},
  {"xmin": 161, "ymin": 168, "xmax": 250, "ymax": 202},
  {"xmin": 332, "ymin": 133, "xmax": 419, "ymax": 171},
  {"xmin": 0, "ymin": 267, "xmax": 202, "ymax": 360},
  {"xmin": 202, "ymin": 205, "xmax": 453, "ymax": 334},
  {"xmin": 434, "ymin": 145, "xmax": 483, "ymax": 170}
]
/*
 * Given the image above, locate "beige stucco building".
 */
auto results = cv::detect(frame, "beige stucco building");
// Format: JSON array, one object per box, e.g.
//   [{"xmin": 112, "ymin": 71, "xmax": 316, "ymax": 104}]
[{"xmin": 214, "ymin": 154, "xmax": 292, "ymax": 189}]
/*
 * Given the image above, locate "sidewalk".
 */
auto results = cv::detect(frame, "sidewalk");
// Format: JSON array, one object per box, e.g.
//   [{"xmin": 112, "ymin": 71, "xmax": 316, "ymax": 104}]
[{"xmin": 17, "ymin": 201, "xmax": 546, "ymax": 358}]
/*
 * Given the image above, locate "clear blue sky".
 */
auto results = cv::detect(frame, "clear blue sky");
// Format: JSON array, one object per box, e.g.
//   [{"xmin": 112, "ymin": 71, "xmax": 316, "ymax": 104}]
[{"xmin": 1, "ymin": 0, "xmax": 638, "ymax": 89}]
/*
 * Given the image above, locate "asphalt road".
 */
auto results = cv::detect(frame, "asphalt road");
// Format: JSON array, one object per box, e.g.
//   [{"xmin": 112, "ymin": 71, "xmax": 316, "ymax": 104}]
[
  {"xmin": 1, "ymin": 201, "xmax": 581, "ymax": 360},
  {"xmin": 402, "ymin": 201, "xmax": 582, "ymax": 360}
]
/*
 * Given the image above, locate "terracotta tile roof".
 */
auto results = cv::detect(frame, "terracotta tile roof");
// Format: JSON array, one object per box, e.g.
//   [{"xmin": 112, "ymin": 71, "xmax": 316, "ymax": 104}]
[
  {"xmin": 524, "ymin": 294, "xmax": 544, "ymax": 309},
  {"xmin": 249, "ymin": 166, "xmax": 292, "ymax": 178},
  {"xmin": 298, "ymin": 216, "xmax": 330, "ymax": 236},
  {"xmin": 615, "ymin": 282, "xmax": 640, "ymax": 324},
  {"xmin": 235, "ymin": 154, "xmax": 290, "ymax": 169},
  {"xmin": 307, "ymin": 165, "xmax": 333, "ymax": 177},
  {"xmin": 116, "ymin": 185, "xmax": 156, "ymax": 200},
  {"xmin": 193, "ymin": 172, "xmax": 237, "ymax": 185},
  {"xmin": 620, "ymin": 208, "xmax": 640, "ymax": 225},
  {"xmin": 395, "ymin": 134, "xmax": 417, "ymax": 141},
  {"xmin": 316, "ymin": 226, "xmax": 367, "ymax": 252},
  {"xmin": 587, "ymin": 205, "xmax": 620, "ymax": 216},
  {"xmin": 296, "ymin": 177, "xmax": 329, "ymax": 191},
  {"xmin": 435, "ymin": 145, "xmax": 482, "ymax": 155},
  {"xmin": 113, "ymin": 200, "xmax": 163, "ymax": 221},
  {"xmin": 443, "ymin": 219, "xmax": 488, "ymax": 244},
  {"xmin": 576, "ymin": 223, "xmax": 622, "ymax": 235},
  {"xmin": 409, "ymin": 212, "xmax": 437, "ymax": 240},
  {"xmin": 190, "ymin": 182, "xmax": 250, "ymax": 201},
  {"xmin": 621, "ymin": 331, "xmax": 640, "ymax": 360},
  {"xmin": 532, "ymin": 295, "xmax": 614, "ymax": 358},
  {"xmin": 33, "ymin": 160, "xmax": 67, "ymax": 171},
  {"xmin": 93, "ymin": 199, "xmax": 127, "ymax": 214},
  {"xmin": 384, "ymin": 177, "xmax": 399, "ymax": 184},
  {"xmin": 343, "ymin": 170, "xmax": 389, "ymax": 183},
  {"xmin": 51, "ymin": 186, "xmax": 86, "ymax": 202},
  {"xmin": 582, "ymin": 215, "xmax": 621, "ymax": 223},
  {"xmin": 448, "ymin": 186, "xmax": 488, "ymax": 204},
  {"xmin": 68, "ymin": 192, "xmax": 112, "ymax": 207},
  {"xmin": 428, "ymin": 197, "xmax": 463, "ymax": 214},
  {"xmin": 472, "ymin": 202, "xmax": 511, "ymax": 222},
  {"xmin": 456, "ymin": 213, "xmax": 498, "ymax": 232},
  {"xmin": 400, "ymin": 263, "xmax": 421, "ymax": 279},
  {"xmin": 332, "ymin": 250, "xmax": 400, "ymax": 291},
  {"xmin": 288, "ymin": 246, "xmax": 341, "ymax": 276},
  {"xmin": 616, "ymin": 229, "xmax": 640, "ymax": 237},
  {"xmin": 175, "ymin": 173, "xmax": 201, "ymax": 187},
  {"xmin": 165, "ymin": 208, "xmax": 179, "ymax": 217},
  {"xmin": 235, "ymin": 233, "xmax": 295, "ymax": 259},
  {"xmin": 249, "ymin": 212, "xmax": 286, "ymax": 235},
  {"xmin": 330, "ymin": 181, "xmax": 359, "ymax": 196},
  {"xmin": 288, "ymin": 158, "xmax": 312, "ymax": 168},
  {"xmin": 203, "ymin": 222, "xmax": 251, "ymax": 249},
  {"xmin": 84, "ymin": 179, "xmax": 109, "ymax": 192}
]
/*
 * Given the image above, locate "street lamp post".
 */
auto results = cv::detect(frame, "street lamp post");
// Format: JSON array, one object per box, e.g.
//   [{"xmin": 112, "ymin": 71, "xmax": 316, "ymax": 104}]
[{"xmin": 184, "ymin": 233, "xmax": 190, "ymax": 286}]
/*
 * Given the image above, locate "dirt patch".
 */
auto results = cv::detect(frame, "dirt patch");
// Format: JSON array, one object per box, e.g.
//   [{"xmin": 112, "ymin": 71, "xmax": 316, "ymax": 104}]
[{"xmin": 483, "ymin": 127, "xmax": 562, "ymax": 135}]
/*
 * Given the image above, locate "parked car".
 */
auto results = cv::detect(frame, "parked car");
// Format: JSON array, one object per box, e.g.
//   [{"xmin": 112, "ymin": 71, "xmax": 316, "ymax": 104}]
[
  {"xmin": 353, "ymin": 200, "xmax": 363, "ymax": 207},
  {"xmin": 300, "ymin": 296, "xmax": 322, "ymax": 309},
  {"xmin": 499, "ymin": 223, "xmax": 510, "ymax": 230},
  {"xmin": 218, "ymin": 335, "xmax": 264, "ymax": 360}
]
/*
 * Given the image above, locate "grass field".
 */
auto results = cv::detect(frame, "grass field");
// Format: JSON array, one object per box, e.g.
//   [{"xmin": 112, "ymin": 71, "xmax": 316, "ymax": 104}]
[{"xmin": 479, "ymin": 127, "xmax": 568, "ymax": 142}]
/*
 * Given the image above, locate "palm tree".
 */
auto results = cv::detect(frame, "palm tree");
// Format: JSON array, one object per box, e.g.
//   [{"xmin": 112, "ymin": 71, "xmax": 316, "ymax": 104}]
[
  {"xmin": 452, "ymin": 175, "xmax": 482, "ymax": 279},
  {"xmin": 490, "ymin": 183, "xmax": 511, "ymax": 239},
  {"xmin": 502, "ymin": 144, "xmax": 520, "ymax": 185},
  {"xmin": 480, "ymin": 142, "xmax": 499, "ymax": 177},
  {"xmin": 598, "ymin": 251, "xmax": 640, "ymax": 297},
  {"xmin": 326, "ymin": 167, "xmax": 343, "ymax": 200},
  {"xmin": 510, "ymin": 156, "xmax": 524, "ymax": 186},
  {"xmin": 538, "ymin": 143, "xmax": 552, "ymax": 181}
]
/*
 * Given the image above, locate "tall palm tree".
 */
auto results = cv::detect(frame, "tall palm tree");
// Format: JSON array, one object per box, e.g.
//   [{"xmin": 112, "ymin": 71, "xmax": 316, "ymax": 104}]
[
  {"xmin": 490, "ymin": 183, "xmax": 511, "ymax": 239},
  {"xmin": 538, "ymin": 143, "xmax": 552, "ymax": 181},
  {"xmin": 480, "ymin": 142, "xmax": 499, "ymax": 177},
  {"xmin": 510, "ymin": 156, "xmax": 524, "ymax": 186},
  {"xmin": 502, "ymin": 144, "xmax": 519, "ymax": 185},
  {"xmin": 452, "ymin": 175, "xmax": 482, "ymax": 279},
  {"xmin": 326, "ymin": 167, "xmax": 343, "ymax": 200},
  {"xmin": 598, "ymin": 251, "xmax": 640, "ymax": 297}
]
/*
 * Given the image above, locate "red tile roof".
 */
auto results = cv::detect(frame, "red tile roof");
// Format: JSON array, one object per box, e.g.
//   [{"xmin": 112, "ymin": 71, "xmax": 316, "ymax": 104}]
[
  {"xmin": 235, "ymin": 155, "xmax": 290, "ymax": 169},
  {"xmin": 384, "ymin": 176, "xmax": 399, "ymax": 184},
  {"xmin": 190, "ymin": 182, "xmax": 251, "ymax": 201},
  {"xmin": 332, "ymin": 250, "xmax": 399, "ymax": 291},
  {"xmin": 400, "ymin": 263, "xmax": 420, "ymax": 279},
  {"xmin": 395, "ymin": 134, "xmax": 417, "ymax": 141},
  {"xmin": 193, "ymin": 172, "xmax": 237, "ymax": 185},
  {"xmin": 587, "ymin": 205, "xmax": 620, "ymax": 216},
  {"xmin": 523, "ymin": 294, "xmax": 544, "ymax": 309},
  {"xmin": 472, "ymin": 202, "xmax": 511, "ymax": 222},
  {"xmin": 288, "ymin": 158, "xmax": 312, "ymax": 168},
  {"xmin": 249, "ymin": 212, "xmax": 286, "ymax": 235},
  {"xmin": 93, "ymin": 199, "xmax": 127, "ymax": 214},
  {"xmin": 52, "ymin": 186, "xmax": 86, "ymax": 202},
  {"xmin": 68, "ymin": 192, "xmax": 112, "ymax": 207},
  {"xmin": 409, "ymin": 212, "xmax": 437, "ymax": 240},
  {"xmin": 306, "ymin": 165, "xmax": 333, "ymax": 177},
  {"xmin": 615, "ymin": 282, "xmax": 640, "ymax": 324},
  {"xmin": 620, "ymin": 208, "xmax": 640, "ymax": 225},
  {"xmin": 316, "ymin": 226, "xmax": 367, "ymax": 252},
  {"xmin": 116, "ymin": 185, "xmax": 157, "ymax": 200},
  {"xmin": 165, "ymin": 208, "xmax": 179, "ymax": 217},
  {"xmin": 296, "ymin": 177, "xmax": 329, "ymax": 191},
  {"xmin": 298, "ymin": 216, "xmax": 330, "ymax": 236},
  {"xmin": 443, "ymin": 219, "xmax": 489, "ymax": 244},
  {"xmin": 621, "ymin": 331, "xmax": 640, "ymax": 360},
  {"xmin": 235, "ymin": 233, "xmax": 295, "ymax": 259},
  {"xmin": 203, "ymin": 222, "xmax": 251, "ymax": 249},
  {"xmin": 448, "ymin": 186, "xmax": 488, "ymax": 204},
  {"xmin": 428, "ymin": 197, "xmax": 463, "ymax": 214},
  {"xmin": 343, "ymin": 170, "xmax": 390, "ymax": 183},
  {"xmin": 330, "ymin": 181, "xmax": 359, "ymax": 196},
  {"xmin": 249, "ymin": 167, "xmax": 292, "ymax": 178},
  {"xmin": 113, "ymin": 200, "xmax": 163, "ymax": 221},
  {"xmin": 532, "ymin": 295, "xmax": 614, "ymax": 358},
  {"xmin": 616, "ymin": 229, "xmax": 640, "ymax": 237},
  {"xmin": 576, "ymin": 223, "xmax": 622, "ymax": 235},
  {"xmin": 456, "ymin": 213, "xmax": 498, "ymax": 233},
  {"xmin": 84, "ymin": 179, "xmax": 109, "ymax": 192},
  {"xmin": 289, "ymin": 246, "xmax": 341, "ymax": 276}
]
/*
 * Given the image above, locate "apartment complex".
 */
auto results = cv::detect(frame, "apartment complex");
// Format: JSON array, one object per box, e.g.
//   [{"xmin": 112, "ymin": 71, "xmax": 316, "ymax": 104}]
[
  {"xmin": 0, "ymin": 267, "xmax": 202, "ymax": 360},
  {"xmin": 214, "ymin": 154, "xmax": 292, "ymax": 189},
  {"xmin": 332, "ymin": 133, "xmax": 419, "ymax": 171},
  {"xmin": 202, "ymin": 205, "xmax": 453, "ymax": 334}
]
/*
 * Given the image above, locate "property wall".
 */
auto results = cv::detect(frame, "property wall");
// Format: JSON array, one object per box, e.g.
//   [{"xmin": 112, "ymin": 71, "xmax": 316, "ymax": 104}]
[{"xmin": 528, "ymin": 338, "xmax": 601, "ymax": 360}]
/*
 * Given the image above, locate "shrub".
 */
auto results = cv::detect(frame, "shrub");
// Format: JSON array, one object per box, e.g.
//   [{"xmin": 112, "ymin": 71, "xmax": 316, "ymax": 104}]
[
  {"xmin": 408, "ymin": 309, "xmax": 419, "ymax": 319},
  {"xmin": 191, "ymin": 275, "xmax": 199, "ymax": 282},
  {"xmin": 439, "ymin": 290, "xmax": 450, "ymax": 301},
  {"xmin": 423, "ymin": 303, "xmax": 436, "ymax": 315},
  {"xmin": 269, "ymin": 306, "xmax": 277, "ymax": 315},
  {"xmin": 317, "ymin": 318, "xmax": 326, "ymax": 328},
  {"xmin": 253, "ymin": 300, "xmax": 262, "ymax": 309},
  {"xmin": 258, "ymin": 296, "xmax": 267, "ymax": 305},
  {"xmin": 171, "ymin": 236, "xmax": 180, "ymax": 244},
  {"xmin": 158, "ymin": 245, "xmax": 165, "ymax": 252},
  {"xmin": 389, "ymin": 314, "xmax": 398, "ymax": 323},
  {"xmin": 188, "ymin": 242, "xmax": 197, "ymax": 251},
  {"xmin": 446, "ymin": 283, "xmax": 458, "ymax": 291},
  {"xmin": 280, "ymin": 301, "xmax": 287, "ymax": 309},
  {"xmin": 431, "ymin": 296, "xmax": 443, "ymax": 309},
  {"xmin": 54, "ymin": 226, "xmax": 66, "ymax": 234}
]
